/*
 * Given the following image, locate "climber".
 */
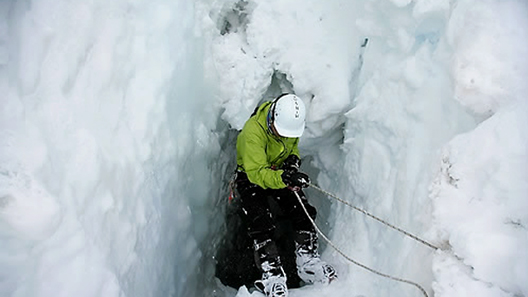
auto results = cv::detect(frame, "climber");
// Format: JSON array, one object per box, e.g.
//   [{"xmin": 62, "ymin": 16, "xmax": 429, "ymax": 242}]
[{"xmin": 234, "ymin": 93, "xmax": 337, "ymax": 297}]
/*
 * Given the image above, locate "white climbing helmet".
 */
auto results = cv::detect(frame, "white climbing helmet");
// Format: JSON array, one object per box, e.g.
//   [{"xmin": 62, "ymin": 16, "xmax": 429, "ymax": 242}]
[{"xmin": 271, "ymin": 94, "xmax": 306, "ymax": 138}]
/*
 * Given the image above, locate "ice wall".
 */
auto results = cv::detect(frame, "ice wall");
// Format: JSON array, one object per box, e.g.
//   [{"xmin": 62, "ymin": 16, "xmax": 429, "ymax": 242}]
[
  {"xmin": 0, "ymin": 0, "xmax": 223, "ymax": 296},
  {"xmin": 429, "ymin": 1, "xmax": 528, "ymax": 296}
]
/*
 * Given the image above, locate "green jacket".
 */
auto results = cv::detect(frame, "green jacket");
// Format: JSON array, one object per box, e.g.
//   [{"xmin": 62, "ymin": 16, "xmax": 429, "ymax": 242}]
[{"xmin": 236, "ymin": 101, "xmax": 301, "ymax": 189}]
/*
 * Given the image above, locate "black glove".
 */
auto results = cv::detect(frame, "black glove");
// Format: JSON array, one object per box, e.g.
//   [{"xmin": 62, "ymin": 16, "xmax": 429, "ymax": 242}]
[
  {"xmin": 281, "ymin": 170, "xmax": 310, "ymax": 188},
  {"xmin": 282, "ymin": 155, "xmax": 301, "ymax": 172}
]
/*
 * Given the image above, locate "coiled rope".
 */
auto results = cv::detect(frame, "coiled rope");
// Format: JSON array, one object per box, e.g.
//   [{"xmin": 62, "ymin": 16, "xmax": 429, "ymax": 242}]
[{"xmin": 293, "ymin": 186, "xmax": 433, "ymax": 297}]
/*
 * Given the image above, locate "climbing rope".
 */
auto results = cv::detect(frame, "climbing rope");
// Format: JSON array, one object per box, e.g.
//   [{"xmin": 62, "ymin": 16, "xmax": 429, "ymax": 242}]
[
  {"xmin": 308, "ymin": 183, "xmax": 440, "ymax": 251},
  {"xmin": 293, "ymin": 189, "xmax": 430, "ymax": 297}
]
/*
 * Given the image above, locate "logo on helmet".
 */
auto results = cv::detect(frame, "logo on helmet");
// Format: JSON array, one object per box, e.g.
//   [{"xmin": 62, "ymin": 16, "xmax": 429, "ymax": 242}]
[{"xmin": 294, "ymin": 100, "xmax": 300, "ymax": 118}]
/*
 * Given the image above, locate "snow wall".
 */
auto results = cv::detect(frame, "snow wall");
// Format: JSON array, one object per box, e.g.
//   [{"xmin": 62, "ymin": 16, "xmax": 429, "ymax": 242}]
[{"xmin": 1, "ymin": 0, "xmax": 527, "ymax": 297}]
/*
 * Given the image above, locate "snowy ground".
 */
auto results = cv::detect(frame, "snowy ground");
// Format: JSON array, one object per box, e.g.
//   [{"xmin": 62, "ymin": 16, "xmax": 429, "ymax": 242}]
[{"xmin": 1, "ymin": 0, "xmax": 527, "ymax": 297}]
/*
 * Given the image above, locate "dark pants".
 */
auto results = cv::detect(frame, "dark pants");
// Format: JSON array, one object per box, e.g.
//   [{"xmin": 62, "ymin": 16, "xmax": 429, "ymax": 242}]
[{"xmin": 235, "ymin": 172, "xmax": 317, "ymax": 244}]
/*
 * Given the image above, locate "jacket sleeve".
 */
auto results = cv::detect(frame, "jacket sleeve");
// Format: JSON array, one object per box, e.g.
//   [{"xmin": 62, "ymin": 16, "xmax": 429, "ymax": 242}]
[{"xmin": 237, "ymin": 126, "xmax": 287, "ymax": 189}]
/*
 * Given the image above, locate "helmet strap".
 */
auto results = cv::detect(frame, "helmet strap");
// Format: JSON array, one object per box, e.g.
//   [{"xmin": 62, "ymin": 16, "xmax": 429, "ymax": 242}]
[{"xmin": 267, "ymin": 108, "xmax": 274, "ymax": 133}]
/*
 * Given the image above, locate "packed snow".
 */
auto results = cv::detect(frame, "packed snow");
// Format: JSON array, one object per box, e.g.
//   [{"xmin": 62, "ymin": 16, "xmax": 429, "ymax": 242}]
[{"xmin": 1, "ymin": 1, "xmax": 526, "ymax": 297}]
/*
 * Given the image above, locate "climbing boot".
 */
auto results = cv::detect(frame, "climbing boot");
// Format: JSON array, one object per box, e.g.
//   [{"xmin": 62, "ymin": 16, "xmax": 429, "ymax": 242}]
[
  {"xmin": 253, "ymin": 238, "xmax": 289, "ymax": 297},
  {"xmin": 254, "ymin": 267, "xmax": 288, "ymax": 297},
  {"xmin": 295, "ymin": 230, "xmax": 337, "ymax": 284}
]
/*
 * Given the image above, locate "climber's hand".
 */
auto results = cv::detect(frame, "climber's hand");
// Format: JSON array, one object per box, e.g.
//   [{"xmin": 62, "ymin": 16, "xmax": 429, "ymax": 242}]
[
  {"xmin": 281, "ymin": 155, "xmax": 301, "ymax": 172},
  {"xmin": 282, "ymin": 170, "xmax": 310, "ymax": 190}
]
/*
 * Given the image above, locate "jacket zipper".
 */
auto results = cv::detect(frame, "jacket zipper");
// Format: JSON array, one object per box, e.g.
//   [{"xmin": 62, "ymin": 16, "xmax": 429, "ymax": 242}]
[{"xmin": 271, "ymin": 137, "xmax": 288, "ymax": 166}]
